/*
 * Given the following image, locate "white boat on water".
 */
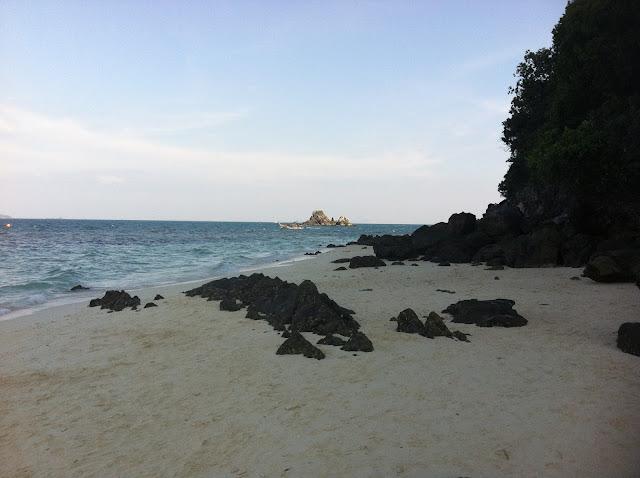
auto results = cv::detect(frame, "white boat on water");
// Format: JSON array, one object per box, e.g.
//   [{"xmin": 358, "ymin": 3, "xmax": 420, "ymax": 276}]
[{"xmin": 278, "ymin": 222, "xmax": 303, "ymax": 229}]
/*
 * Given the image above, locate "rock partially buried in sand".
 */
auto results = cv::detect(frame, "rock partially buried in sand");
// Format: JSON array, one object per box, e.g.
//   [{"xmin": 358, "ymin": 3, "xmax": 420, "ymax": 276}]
[
  {"xmin": 395, "ymin": 308, "xmax": 427, "ymax": 336},
  {"xmin": 341, "ymin": 331, "xmax": 374, "ymax": 352},
  {"xmin": 424, "ymin": 311, "xmax": 453, "ymax": 338},
  {"xmin": 277, "ymin": 331, "xmax": 325, "ymax": 360},
  {"xmin": 617, "ymin": 322, "xmax": 640, "ymax": 356},
  {"xmin": 442, "ymin": 299, "xmax": 527, "ymax": 327},
  {"xmin": 89, "ymin": 290, "xmax": 141, "ymax": 312},
  {"xmin": 349, "ymin": 256, "xmax": 386, "ymax": 269}
]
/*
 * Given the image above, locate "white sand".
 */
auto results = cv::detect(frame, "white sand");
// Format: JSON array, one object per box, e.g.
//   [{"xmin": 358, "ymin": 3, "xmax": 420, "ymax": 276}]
[{"xmin": 1, "ymin": 245, "xmax": 639, "ymax": 477}]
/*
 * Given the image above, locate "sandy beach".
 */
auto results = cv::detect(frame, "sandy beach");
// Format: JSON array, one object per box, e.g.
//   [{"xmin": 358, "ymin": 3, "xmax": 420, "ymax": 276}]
[{"xmin": 1, "ymin": 245, "xmax": 639, "ymax": 477}]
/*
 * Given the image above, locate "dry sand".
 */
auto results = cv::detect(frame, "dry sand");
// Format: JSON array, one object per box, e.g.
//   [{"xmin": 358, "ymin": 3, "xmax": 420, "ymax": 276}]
[{"xmin": 1, "ymin": 245, "xmax": 639, "ymax": 477}]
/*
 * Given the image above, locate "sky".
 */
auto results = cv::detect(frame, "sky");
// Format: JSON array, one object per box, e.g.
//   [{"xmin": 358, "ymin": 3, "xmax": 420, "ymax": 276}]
[{"xmin": 0, "ymin": 0, "xmax": 568, "ymax": 224}]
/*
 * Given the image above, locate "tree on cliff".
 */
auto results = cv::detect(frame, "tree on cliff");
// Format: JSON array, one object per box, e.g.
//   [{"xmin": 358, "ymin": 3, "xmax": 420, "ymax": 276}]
[{"xmin": 500, "ymin": 0, "xmax": 640, "ymax": 201}]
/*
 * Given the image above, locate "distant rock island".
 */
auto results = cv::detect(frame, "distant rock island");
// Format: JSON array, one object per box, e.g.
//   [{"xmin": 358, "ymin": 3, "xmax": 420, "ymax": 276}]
[{"xmin": 301, "ymin": 210, "xmax": 353, "ymax": 226}]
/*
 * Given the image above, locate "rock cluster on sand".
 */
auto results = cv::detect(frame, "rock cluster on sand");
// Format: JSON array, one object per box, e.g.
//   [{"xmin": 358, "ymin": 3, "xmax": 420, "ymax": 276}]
[
  {"xmin": 185, "ymin": 273, "xmax": 373, "ymax": 358},
  {"xmin": 89, "ymin": 290, "xmax": 141, "ymax": 311},
  {"xmin": 355, "ymin": 186, "xmax": 640, "ymax": 283},
  {"xmin": 301, "ymin": 210, "xmax": 353, "ymax": 226},
  {"xmin": 393, "ymin": 308, "xmax": 469, "ymax": 341}
]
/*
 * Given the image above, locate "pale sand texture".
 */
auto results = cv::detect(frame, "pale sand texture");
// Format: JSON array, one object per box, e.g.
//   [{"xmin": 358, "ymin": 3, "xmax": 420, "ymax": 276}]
[{"xmin": 1, "ymin": 245, "xmax": 639, "ymax": 477}]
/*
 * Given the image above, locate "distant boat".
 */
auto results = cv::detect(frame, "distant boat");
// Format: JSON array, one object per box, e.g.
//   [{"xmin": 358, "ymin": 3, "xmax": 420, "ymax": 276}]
[{"xmin": 279, "ymin": 222, "xmax": 303, "ymax": 230}]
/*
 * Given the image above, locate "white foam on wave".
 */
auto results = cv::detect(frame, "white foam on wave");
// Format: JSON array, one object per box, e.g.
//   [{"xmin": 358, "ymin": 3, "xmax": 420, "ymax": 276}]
[{"xmin": 16, "ymin": 294, "xmax": 48, "ymax": 308}]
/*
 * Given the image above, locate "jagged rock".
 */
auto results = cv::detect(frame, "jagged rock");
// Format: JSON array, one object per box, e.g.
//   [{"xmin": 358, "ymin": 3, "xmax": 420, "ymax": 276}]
[
  {"xmin": 144, "ymin": 302, "xmax": 157, "ymax": 308},
  {"xmin": 372, "ymin": 234, "xmax": 418, "ymax": 260},
  {"xmin": 476, "ymin": 202, "xmax": 523, "ymax": 240},
  {"xmin": 349, "ymin": 256, "xmax": 386, "ymax": 269},
  {"xmin": 335, "ymin": 215, "xmax": 354, "ymax": 226},
  {"xmin": 617, "ymin": 322, "xmax": 640, "ymax": 356},
  {"xmin": 442, "ymin": 299, "xmax": 527, "ymax": 327},
  {"xmin": 583, "ymin": 250, "xmax": 640, "ymax": 283},
  {"xmin": 452, "ymin": 330, "xmax": 470, "ymax": 342},
  {"xmin": 341, "ymin": 331, "xmax": 374, "ymax": 352},
  {"xmin": 424, "ymin": 311, "xmax": 453, "ymax": 338},
  {"xmin": 89, "ymin": 290, "xmax": 141, "ymax": 312},
  {"xmin": 317, "ymin": 334, "xmax": 347, "ymax": 346},
  {"xmin": 301, "ymin": 210, "xmax": 353, "ymax": 226},
  {"xmin": 395, "ymin": 308, "xmax": 427, "ymax": 336},
  {"xmin": 220, "ymin": 297, "xmax": 243, "ymax": 311},
  {"xmin": 354, "ymin": 234, "xmax": 375, "ymax": 246},
  {"xmin": 276, "ymin": 332, "xmax": 325, "ymax": 360},
  {"xmin": 71, "ymin": 285, "xmax": 89, "ymax": 291},
  {"xmin": 154, "ymin": 294, "xmax": 164, "ymax": 300},
  {"xmin": 185, "ymin": 273, "xmax": 369, "ymax": 354}
]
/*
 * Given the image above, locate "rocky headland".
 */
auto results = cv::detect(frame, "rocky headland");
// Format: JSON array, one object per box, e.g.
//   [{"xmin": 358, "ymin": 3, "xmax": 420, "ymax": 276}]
[{"xmin": 356, "ymin": 186, "xmax": 640, "ymax": 284}]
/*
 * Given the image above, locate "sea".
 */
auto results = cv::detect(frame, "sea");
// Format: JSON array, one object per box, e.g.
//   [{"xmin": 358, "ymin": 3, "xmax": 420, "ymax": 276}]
[{"xmin": 0, "ymin": 219, "xmax": 419, "ymax": 320}]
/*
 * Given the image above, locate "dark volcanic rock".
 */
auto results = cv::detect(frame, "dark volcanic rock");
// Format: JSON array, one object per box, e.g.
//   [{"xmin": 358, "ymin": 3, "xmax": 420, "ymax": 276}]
[
  {"xmin": 349, "ymin": 256, "xmax": 386, "ymax": 269},
  {"xmin": 317, "ymin": 334, "xmax": 347, "ymax": 347},
  {"xmin": 144, "ymin": 302, "xmax": 157, "ymax": 308},
  {"xmin": 341, "ymin": 331, "xmax": 374, "ymax": 352},
  {"xmin": 371, "ymin": 234, "xmax": 418, "ymax": 260},
  {"xmin": 277, "ymin": 332, "xmax": 325, "ymax": 360},
  {"xmin": 476, "ymin": 202, "xmax": 522, "ymax": 240},
  {"xmin": 89, "ymin": 290, "xmax": 141, "ymax": 311},
  {"xmin": 220, "ymin": 297, "xmax": 243, "ymax": 311},
  {"xmin": 424, "ymin": 311, "xmax": 453, "ymax": 338},
  {"xmin": 442, "ymin": 299, "xmax": 527, "ymax": 327},
  {"xmin": 331, "ymin": 258, "xmax": 352, "ymax": 263},
  {"xmin": 334, "ymin": 266, "xmax": 348, "ymax": 271},
  {"xmin": 71, "ymin": 284, "xmax": 89, "ymax": 291},
  {"xmin": 185, "ymin": 273, "xmax": 370, "ymax": 354},
  {"xmin": 617, "ymin": 322, "xmax": 640, "ymax": 356},
  {"xmin": 395, "ymin": 308, "xmax": 427, "ymax": 336},
  {"xmin": 452, "ymin": 330, "xmax": 470, "ymax": 342},
  {"xmin": 154, "ymin": 294, "xmax": 164, "ymax": 300},
  {"xmin": 637, "ymin": 273, "xmax": 640, "ymax": 289},
  {"xmin": 583, "ymin": 250, "xmax": 640, "ymax": 283}
]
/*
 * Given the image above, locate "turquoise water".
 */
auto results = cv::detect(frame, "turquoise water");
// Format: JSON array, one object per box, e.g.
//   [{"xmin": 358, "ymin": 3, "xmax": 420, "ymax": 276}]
[{"xmin": 0, "ymin": 219, "xmax": 418, "ymax": 319}]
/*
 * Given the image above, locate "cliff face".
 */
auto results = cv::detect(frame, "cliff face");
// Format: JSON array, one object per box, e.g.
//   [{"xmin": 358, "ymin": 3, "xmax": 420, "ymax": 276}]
[{"xmin": 301, "ymin": 210, "xmax": 353, "ymax": 226}]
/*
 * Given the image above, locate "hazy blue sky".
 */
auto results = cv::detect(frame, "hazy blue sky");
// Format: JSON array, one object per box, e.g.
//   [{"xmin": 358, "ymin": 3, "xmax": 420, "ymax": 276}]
[{"xmin": 0, "ymin": 1, "xmax": 567, "ymax": 223}]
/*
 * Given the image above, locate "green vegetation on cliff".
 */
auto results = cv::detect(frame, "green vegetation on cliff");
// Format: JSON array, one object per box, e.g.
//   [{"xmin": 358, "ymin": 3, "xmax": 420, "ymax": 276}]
[{"xmin": 500, "ymin": 0, "xmax": 640, "ymax": 201}]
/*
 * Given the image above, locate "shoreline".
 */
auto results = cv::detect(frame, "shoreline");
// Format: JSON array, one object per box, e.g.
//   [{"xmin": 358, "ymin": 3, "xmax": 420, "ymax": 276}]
[{"xmin": 2, "ymin": 245, "xmax": 639, "ymax": 477}]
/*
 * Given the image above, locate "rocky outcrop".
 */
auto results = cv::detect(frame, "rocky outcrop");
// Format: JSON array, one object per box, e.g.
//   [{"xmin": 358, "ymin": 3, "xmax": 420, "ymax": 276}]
[
  {"xmin": 89, "ymin": 290, "xmax": 141, "ymax": 311},
  {"xmin": 348, "ymin": 256, "xmax": 386, "ymax": 269},
  {"xmin": 185, "ymin": 273, "xmax": 372, "ymax": 357},
  {"xmin": 301, "ymin": 210, "xmax": 354, "ymax": 226},
  {"xmin": 442, "ymin": 299, "xmax": 527, "ymax": 327},
  {"xmin": 583, "ymin": 250, "xmax": 640, "ymax": 282},
  {"xmin": 361, "ymin": 186, "xmax": 640, "ymax": 282},
  {"xmin": 617, "ymin": 323, "xmax": 640, "ymax": 357}
]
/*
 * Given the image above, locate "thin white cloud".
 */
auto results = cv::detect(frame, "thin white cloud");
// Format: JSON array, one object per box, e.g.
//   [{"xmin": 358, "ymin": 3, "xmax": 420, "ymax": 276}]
[
  {"xmin": 97, "ymin": 175, "xmax": 126, "ymax": 184},
  {"xmin": 0, "ymin": 104, "xmax": 441, "ymax": 185}
]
